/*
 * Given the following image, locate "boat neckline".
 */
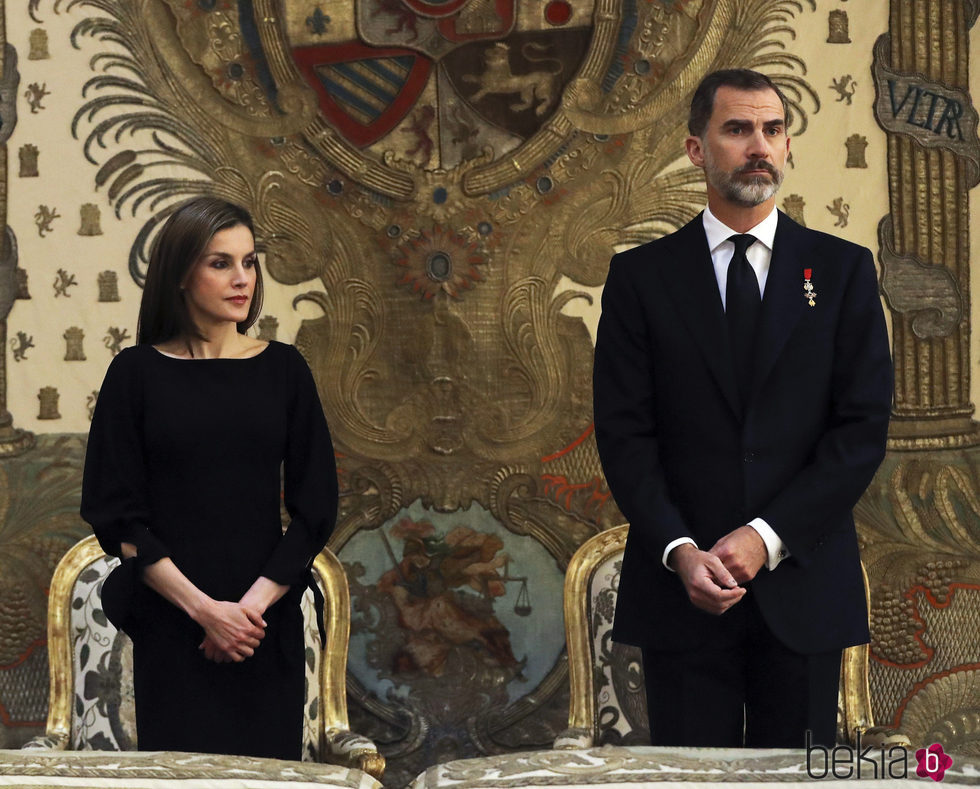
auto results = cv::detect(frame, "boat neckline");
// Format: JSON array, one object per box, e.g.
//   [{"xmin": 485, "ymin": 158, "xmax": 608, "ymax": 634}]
[{"xmin": 150, "ymin": 342, "xmax": 272, "ymax": 360}]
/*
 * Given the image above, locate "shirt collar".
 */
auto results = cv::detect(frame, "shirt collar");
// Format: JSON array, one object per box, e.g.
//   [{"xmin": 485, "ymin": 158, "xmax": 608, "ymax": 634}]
[{"xmin": 702, "ymin": 203, "xmax": 778, "ymax": 254}]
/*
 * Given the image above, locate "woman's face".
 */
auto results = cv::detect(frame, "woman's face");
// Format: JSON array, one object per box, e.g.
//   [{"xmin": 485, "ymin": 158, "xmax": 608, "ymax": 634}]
[{"xmin": 182, "ymin": 224, "xmax": 257, "ymax": 330}]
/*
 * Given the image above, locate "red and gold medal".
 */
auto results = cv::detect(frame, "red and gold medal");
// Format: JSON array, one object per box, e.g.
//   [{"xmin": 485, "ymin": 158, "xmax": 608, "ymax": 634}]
[{"xmin": 803, "ymin": 268, "xmax": 817, "ymax": 307}]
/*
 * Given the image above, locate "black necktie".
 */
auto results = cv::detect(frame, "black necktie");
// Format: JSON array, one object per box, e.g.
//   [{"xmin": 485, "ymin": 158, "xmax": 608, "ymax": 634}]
[{"xmin": 725, "ymin": 234, "xmax": 760, "ymax": 405}]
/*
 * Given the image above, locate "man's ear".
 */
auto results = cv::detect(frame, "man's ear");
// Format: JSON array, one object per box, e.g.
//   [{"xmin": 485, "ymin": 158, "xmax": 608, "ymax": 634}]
[{"xmin": 685, "ymin": 135, "xmax": 705, "ymax": 168}]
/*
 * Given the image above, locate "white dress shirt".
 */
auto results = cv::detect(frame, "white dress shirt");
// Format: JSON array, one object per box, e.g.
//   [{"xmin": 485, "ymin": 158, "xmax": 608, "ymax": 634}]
[{"xmin": 662, "ymin": 205, "xmax": 790, "ymax": 572}]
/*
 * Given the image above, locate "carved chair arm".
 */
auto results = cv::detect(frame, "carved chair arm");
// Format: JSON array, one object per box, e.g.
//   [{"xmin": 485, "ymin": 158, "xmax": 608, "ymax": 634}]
[
  {"xmin": 21, "ymin": 733, "xmax": 69, "ymax": 750},
  {"xmin": 852, "ymin": 725, "xmax": 913, "ymax": 750},
  {"xmin": 322, "ymin": 727, "xmax": 385, "ymax": 781},
  {"xmin": 553, "ymin": 727, "xmax": 594, "ymax": 750}
]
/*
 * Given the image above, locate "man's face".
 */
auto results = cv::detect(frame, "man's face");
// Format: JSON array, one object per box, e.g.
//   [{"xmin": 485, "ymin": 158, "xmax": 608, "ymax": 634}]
[{"xmin": 687, "ymin": 86, "xmax": 790, "ymax": 208}]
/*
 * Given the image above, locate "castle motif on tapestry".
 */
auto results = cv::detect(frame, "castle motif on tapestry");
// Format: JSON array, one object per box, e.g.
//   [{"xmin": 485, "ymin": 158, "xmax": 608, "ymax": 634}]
[
  {"xmin": 846, "ymin": 133, "xmax": 869, "ymax": 168},
  {"xmin": 827, "ymin": 9, "xmax": 850, "ymax": 44},
  {"xmin": 63, "ymin": 327, "xmax": 86, "ymax": 361},
  {"xmin": 78, "ymin": 204, "xmax": 103, "ymax": 236},
  {"xmin": 782, "ymin": 194, "xmax": 806, "ymax": 226},
  {"xmin": 16, "ymin": 269, "xmax": 30, "ymax": 300},
  {"xmin": 28, "ymin": 28, "xmax": 49, "ymax": 60},
  {"xmin": 18, "ymin": 145, "xmax": 39, "ymax": 177},
  {"xmin": 97, "ymin": 271, "xmax": 119, "ymax": 302},
  {"xmin": 257, "ymin": 315, "xmax": 279, "ymax": 342},
  {"xmin": 37, "ymin": 387, "xmax": 60, "ymax": 420}
]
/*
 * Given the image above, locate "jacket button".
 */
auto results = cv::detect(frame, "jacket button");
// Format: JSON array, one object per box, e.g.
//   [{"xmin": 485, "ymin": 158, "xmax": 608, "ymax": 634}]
[{"xmin": 743, "ymin": 451, "xmax": 755, "ymax": 463}]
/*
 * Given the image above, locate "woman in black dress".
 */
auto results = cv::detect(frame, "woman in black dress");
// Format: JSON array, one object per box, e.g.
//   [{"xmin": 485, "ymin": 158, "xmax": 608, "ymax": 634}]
[{"xmin": 81, "ymin": 197, "xmax": 337, "ymax": 759}]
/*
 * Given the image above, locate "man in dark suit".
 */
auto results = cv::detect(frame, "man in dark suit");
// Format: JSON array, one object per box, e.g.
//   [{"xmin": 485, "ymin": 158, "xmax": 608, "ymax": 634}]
[{"xmin": 592, "ymin": 69, "xmax": 892, "ymax": 748}]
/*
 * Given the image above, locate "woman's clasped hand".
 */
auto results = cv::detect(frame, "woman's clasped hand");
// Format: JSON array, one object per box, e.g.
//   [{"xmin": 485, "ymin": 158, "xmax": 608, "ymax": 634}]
[{"xmin": 196, "ymin": 600, "xmax": 267, "ymax": 663}]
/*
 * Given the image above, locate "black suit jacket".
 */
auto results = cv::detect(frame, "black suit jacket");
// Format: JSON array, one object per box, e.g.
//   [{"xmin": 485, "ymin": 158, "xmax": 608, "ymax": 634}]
[{"xmin": 593, "ymin": 211, "xmax": 892, "ymax": 655}]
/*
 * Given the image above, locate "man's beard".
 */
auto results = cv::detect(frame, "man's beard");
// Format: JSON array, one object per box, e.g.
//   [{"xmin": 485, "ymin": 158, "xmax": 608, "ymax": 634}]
[{"xmin": 704, "ymin": 148, "xmax": 784, "ymax": 207}]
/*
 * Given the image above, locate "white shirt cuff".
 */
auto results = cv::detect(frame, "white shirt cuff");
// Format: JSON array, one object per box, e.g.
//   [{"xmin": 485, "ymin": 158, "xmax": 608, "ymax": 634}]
[
  {"xmin": 748, "ymin": 518, "xmax": 789, "ymax": 569},
  {"xmin": 662, "ymin": 537, "xmax": 698, "ymax": 571}
]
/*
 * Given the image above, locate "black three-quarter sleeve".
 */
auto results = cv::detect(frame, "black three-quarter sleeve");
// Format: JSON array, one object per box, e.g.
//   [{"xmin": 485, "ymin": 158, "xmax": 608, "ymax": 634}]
[
  {"xmin": 259, "ymin": 345, "xmax": 338, "ymax": 586},
  {"xmin": 81, "ymin": 348, "xmax": 170, "ymax": 567}
]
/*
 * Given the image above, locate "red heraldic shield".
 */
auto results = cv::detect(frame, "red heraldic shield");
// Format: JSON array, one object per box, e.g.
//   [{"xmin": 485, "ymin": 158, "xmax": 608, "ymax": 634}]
[{"xmin": 292, "ymin": 42, "xmax": 432, "ymax": 148}]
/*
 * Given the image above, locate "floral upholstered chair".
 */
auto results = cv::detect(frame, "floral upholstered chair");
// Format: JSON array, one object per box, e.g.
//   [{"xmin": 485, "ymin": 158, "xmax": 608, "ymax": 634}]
[
  {"xmin": 23, "ymin": 534, "xmax": 385, "ymax": 781},
  {"xmin": 554, "ymin": 524, "xmax": 910, "ymax": 750}
]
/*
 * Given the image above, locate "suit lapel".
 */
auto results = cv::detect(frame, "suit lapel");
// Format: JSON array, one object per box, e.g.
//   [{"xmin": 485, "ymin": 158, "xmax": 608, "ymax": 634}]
[
  {"xmin": 749, "ymin": 211, "xmax": 807, "ymax": 402},
  {"xmin": 659, "ymin": 215, "xmax": 741, "ymax": 418}
]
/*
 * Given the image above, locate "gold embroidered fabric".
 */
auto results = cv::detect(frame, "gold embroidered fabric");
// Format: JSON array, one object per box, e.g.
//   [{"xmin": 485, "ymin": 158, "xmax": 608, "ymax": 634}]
[
  {"xmin": 411, "ymin": 745, "xmax": 979, "ymax": 787},
  {"xmin": 0, "ymin": 748, "xmax": 381, "ymax": 788}
]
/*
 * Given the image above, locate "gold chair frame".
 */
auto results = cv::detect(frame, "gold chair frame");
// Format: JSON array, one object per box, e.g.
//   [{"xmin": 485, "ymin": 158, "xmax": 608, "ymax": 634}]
[
  {"xmin": 42, "ymin": 534, "xmax": 385, "ymax": 779},
  {"xmin": 563, "ymin": 524, "xmax": 891, "ymax": 748}
]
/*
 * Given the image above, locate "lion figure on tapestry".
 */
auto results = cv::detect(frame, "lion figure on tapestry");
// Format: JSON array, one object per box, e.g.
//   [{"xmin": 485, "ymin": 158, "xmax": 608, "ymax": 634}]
[{"xmin": 464, "ymin": 42, "xmax": 562, "ymax": 116}]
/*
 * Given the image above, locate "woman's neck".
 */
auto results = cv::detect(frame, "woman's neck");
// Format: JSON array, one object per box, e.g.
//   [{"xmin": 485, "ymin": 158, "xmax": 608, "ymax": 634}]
[{"xmin": 162, "ymin": 325, "xmax": 248, "ymax": 359}]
